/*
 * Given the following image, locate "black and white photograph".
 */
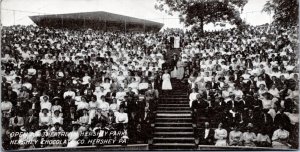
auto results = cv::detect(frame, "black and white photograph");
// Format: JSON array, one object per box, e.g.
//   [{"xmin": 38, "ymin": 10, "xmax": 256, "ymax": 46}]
[{"xmin": 0, "ymin": 0, "xmax": 299, "ymax": 151}]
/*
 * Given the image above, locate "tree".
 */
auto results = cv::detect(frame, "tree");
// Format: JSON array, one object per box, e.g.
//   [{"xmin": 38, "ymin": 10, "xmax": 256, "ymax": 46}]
[
  {"xmin": 262, "ymin": 0, "xmax": 298, "ymax": 27},
  {"xmin": 155, "ymin": 0, "xmax": 248, "ymax": 33}
]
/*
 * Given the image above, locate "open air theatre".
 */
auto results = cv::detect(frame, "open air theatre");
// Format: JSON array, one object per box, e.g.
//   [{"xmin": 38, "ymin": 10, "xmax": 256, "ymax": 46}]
[{"xmin": 29, "ymin": 11, "xmax": 164, "ymax": 32}]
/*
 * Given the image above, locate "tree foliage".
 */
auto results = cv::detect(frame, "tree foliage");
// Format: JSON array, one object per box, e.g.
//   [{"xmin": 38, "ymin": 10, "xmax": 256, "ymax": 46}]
[
  {"xmin": 155, "ymin": 0, "xmax": 248, "ymax": 32},
  {"xmin": 262, "ymin": 0, "xmax": 298, "ymax": 26}
]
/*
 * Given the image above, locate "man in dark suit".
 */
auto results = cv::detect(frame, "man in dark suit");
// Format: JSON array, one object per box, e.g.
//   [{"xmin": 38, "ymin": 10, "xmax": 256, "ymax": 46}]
[
  {"xmin": 90, "ymin": 109, "xmax": 109, "ymax": 128},
  {"xmin": 4, "ymin": 87, "xmax": 18, "ymax": 105},
  {"xmin": 24, "ymin": 109, "xmax": 39, "ymax": 130},
  {"xmin": 247, "ymin": 75, "xmax": 258, "ymax": 91},
  {"xmin": 202, "ymin": 84, "xmax": 216, "ymax": 101},
  {"xmin": 27, "ymin": 97, "xmax": 41, "ymax": 116},
  {"xmin": 207, "ymin": 77, "xmax": 220, "ymax": 90},
  {"xmin": 192, "ymin": 92, "xmax": 209, "ymax": 119},
  {"xmin": 154, "ymin": 72, "xmax": 163, "ymax": 91},
  {"xmin": 198, "ymin": 122, "xmax": 215, "ymax": 145},
  {"xmin": 210, "ymin": 97, "xmax": 227, "ymax": 121},
  {"xmin": 257, "ymin": 109, "xmax": 274, "ymax": 135},
  {"xmin": 9, "ymin": 111, "xmax": 24, "ymax": 131},
  {"xmin": 259, "ymin": 69, "xmax": 272, "ymax": 89},
  {"xmin": 63, "ymin": 106, "xmax": 79, "ymax": 131},
  {"xmin": 274, "ymin": 109, "xmax": 291, "ymax": 131}
]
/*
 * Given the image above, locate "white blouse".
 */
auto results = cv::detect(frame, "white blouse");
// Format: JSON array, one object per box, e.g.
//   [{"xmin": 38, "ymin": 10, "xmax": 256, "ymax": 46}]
[
  {"xmin": 39, "ymin": 113, "xmax": 51, "ymax": 126},
  {"xmin": 189, "ymin": 92, "xmax": 198, "ymax": 107},
  {"xmin": 51, "ymin": 116, "xmax": 63, "ymax": 125},
  {"xmin": 40, "ymin": 101, "xmax": 52, "ymax": 111},
  {"xmin": 115, "ymin": 112, "xmax": 128, "ymax": 123},
  {"xmin": 98, "ymin": 102, "xmax": 110, "ymax": 111}
]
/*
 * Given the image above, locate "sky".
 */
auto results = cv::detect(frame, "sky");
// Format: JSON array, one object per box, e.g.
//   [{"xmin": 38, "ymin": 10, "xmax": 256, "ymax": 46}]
[{"xmin": 1, "ymin": 0, "xmax": 273, "ymax": 30}]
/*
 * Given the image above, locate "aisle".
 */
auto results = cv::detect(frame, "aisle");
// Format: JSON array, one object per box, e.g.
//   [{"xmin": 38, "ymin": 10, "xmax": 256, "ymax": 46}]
[{"xmin": 150, "ymin": 79, "xmax": 196, "ymax": 150}]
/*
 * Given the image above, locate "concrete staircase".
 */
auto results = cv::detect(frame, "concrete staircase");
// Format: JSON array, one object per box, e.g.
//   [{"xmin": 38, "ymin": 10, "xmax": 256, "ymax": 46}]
[{"xmin": 149, "ymin": 79, "xmax": 196, "ymax": 150}]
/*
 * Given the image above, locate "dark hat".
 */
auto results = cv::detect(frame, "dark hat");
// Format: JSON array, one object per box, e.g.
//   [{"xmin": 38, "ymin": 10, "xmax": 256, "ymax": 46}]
[
  {"xmin": 54, "ymin": 122, "xmax": 61, "ymax": 126},
  {"xmin": 41, "ymin": 108, "xmax": 49, "ymax": 112},
  {"xmin": 52, "ymin": 96, "xmax": 60, "ymax": 101},
  {"xmin": 81, "ymin": 107, "xmax": 88, "ymax": 111}
]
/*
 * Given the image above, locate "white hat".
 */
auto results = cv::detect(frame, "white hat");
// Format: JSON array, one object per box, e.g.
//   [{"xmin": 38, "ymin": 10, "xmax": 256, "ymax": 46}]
[{"xmin": 286, "ymin": 66, "xmax": 295, "ymax": 71}]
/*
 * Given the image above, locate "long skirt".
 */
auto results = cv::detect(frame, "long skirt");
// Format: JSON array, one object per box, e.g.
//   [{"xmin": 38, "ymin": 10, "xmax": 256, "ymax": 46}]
[
  {"xmin": 171, "ymin": 67, "xmax": 177, "ymax": 78},
  {"xmin": 162, "ymin": 79, "xmax": 172, "ymax": 90},
  {"xmin": 176, "ymin": 67, "xmax": 184, "ymax": 79},
  {"xmin": 215, "ymin": 139, "xmax": 228, "ymax": 146},
  {"xmin": 272, "ymin": 141, "xmax": 290, "ymax": 149}
]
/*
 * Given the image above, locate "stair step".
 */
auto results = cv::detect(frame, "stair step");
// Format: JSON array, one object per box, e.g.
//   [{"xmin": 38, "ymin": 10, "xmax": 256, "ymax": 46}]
[
  {"xmin": 159, "ymin": 100, "xmax": 189, "ymax": 103},
  {"xmin": 151, "ymin": 143, "xmax": 196, "ymax": 149},
  {"xmin": 156, "ymin": 113, "xmax": 191, "ymax": 117},
  {"xmin": 153, "ymin": 137, "xmax": 195, "ymax": 143},
  {"xmin": 161, "ymin": 93, "xmax": 187, "ymax": 96},
  {"xmin": 157, "ymin": 107, "xmax": 190, "ymax": 110},
  {"xmin": 155, "ymin": 122, "xmax": 192, "ymax": 127},
  {"xmin": 153, "ymin": 143, "xmax": 195, "ymax": 146},
  {"xmin": 157, "ymin": 110, "xmax": 191, "ymax": 113},
  {"xmin": 156, "ymin": 116, "xmax": 191, "ymax": 119},
  {"xmin": 156, "ymin": 118, "xmax": 192, "ymax": 123},
  {"xmin": 161, "ymin": 96, "xmax": 187, "ymax": 98},
  {"xmin": 158, "ymin": 104, "xmax": 190, "ymax": 107},
  {"xmin": 153, "ymin": 137, "xmax": 194, "ymax": 140},
  {"xmin": 155, "ymin": 127, "xmax": 193, "ymax": 129},
  {"xmin": 159, "ymin": 101, "xmax": 189, "ymax": 104},
  {"xmin": 154, "ymin": 127, "xmax": 193, "ymax": 132},
  {"xmin": 155, "ymin": 122, "xmax": 192, "ymax": 125},
  {"xmin": 160, "ymin": 98, "xmax": 188, "ymax": 100},
  {"xmin": 154, "ymin": 131, "xmax": 194, "ymax": 137}
]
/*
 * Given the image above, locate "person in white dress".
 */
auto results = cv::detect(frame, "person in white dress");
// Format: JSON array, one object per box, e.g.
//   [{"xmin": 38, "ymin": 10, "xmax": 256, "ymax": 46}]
[
  {"xmin": 240, "ymin": 125, "xmax": 257, "ymax": 147},
  {"xmin": 88, "ymin": 96, "xmax": 98, "ymax": 124},
  {"xmin": 162, "ymin": 70, "xmax": 172, "ymax": 91},
  {"xmin": 51, "ymin": 110, "xmax": 63, "ymax": 126},
  {"xmin": 176, "ymin": 57, "xmax": 185, "ymax": 80},
  {"xmin": 214, "ymin": 123, "xmax": 228, "ymax": 146},
  {"xmin": 109, "ymin": 98, "xmax": 119, "ymax": 114},
  {"xmin": 189, "ymin": 88, "xmax": 199, "ymax": 107},
  {"xmin": 67, "ymin": 123, "xmax": 80, "ymax": 147},
  {"xmin": 272, "ymin": 124, "xmax": 291, "ymax": 149},
  {"xmin": 39, "ymin": 108, "xmax": 51, "ymax": 129},
  {"xmin": 101, "ymin": 78, "xmax": 111, "ymax": 93}
]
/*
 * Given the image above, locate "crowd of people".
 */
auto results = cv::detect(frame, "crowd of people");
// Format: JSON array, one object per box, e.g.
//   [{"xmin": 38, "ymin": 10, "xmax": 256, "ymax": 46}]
[
  {"xmin": 1, "ymin": 25, "xmax": 163, "ymax": 149},
  {"xmin": 1, "ymin": 23, "xmax": 298, "ymax": 150},
  {"xmin": 185, "ymin": 25, "xmax": 299, "ymax": 148}
]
